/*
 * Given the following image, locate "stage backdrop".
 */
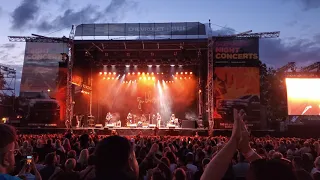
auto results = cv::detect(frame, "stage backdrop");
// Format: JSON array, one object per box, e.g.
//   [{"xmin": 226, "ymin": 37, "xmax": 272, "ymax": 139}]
[
  {"xmin": 286, "ymin": 78, "xmax": 320, "ymax": 116},
  {"xmin": 214, "ymin": 67, "xmax": 260, "ymax": 126},
  {"xmin": 213, "ymin": 37, "xmax": 259, "ymax": 62},
  {"xmin": 93, "ymin": 76, "xmax": 198, "ymax": 124},
  {"xmin": 20, "ymin": 42, "xmax": 69, "ymax": 121}
]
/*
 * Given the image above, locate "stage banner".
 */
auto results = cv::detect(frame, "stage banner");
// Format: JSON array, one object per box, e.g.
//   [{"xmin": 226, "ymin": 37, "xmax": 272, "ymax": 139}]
[
  {"xmin": 213, "ymin": 38, "xmax": 259, "ymax": 61},
  {"xmin": 214, "ymin": 67, "xmax": 260, "ymax": 125},
  {"xmin": 20, "ymin": 42, "xmax": 69, "ymax": 120},
  {"xmin": 75, "ymin": 22, "xmax": 206, "ymax": 36}
]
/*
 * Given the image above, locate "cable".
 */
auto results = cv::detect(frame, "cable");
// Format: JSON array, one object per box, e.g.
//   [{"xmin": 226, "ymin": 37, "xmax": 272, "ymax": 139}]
[{"xmin": 45, "ymin": 27, "xmax": 70, "ymax": 36}]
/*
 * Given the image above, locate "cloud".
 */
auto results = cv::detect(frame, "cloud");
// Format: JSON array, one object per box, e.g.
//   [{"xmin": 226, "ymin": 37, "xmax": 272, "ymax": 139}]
[
  {"xmin": 35, "ymin": 0, "xmax": 137, "ymax": 32},
  {"xmin": 0, "ymin": 43, "xmax": 16, "ymax": 49},
  {"xmin": 36, "ymin": 5, "xmax": 101, "ymax": 32},
  {"xmin": 299, "ymin": 0, "xmax": 320, "ymax": 10},
  {"xmin": 286, "ymin": 20, "xmax": 298, "ymax": 27},
  {"xmin": 11, "ymin": 0, "xmax": 39, "ymax": 30}
]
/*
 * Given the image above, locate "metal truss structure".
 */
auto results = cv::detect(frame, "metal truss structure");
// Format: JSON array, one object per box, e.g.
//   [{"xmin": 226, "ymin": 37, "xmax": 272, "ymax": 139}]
[
  {"xmin": 277, "ymin": 62, "xmax": 296, "ymax": 73},
  {"xmin": 8, "ymin": 36, "xmax": 70, "ymax": 43},
  {"xmin": 0, "ymin": 64, "xmax": 16, "ymax": 109}
]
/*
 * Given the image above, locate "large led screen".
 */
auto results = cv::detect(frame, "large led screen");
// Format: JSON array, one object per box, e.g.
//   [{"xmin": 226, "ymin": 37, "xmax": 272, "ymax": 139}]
[{"xmin": 286, "ymin": 78, "xmax": 320, "ymax": 115}]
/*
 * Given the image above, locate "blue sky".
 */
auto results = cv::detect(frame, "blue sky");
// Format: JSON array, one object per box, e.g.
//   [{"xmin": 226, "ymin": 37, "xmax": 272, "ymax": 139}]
[{"xmin": 0, "ymin": 0, "xmax": 319, "ymax": 92}]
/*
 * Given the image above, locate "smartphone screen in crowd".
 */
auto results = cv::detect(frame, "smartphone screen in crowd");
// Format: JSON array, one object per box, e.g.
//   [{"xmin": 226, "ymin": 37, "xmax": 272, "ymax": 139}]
[{"xmin": 26, "ymin": 156, "xmax": 32, "ymax": 165}]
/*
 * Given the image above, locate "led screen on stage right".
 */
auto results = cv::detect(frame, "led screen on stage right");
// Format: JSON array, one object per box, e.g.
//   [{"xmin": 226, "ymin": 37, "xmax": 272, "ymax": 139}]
[{"xmin": 286, "ymin": 78, "xmax": 320, "ymax": 115}]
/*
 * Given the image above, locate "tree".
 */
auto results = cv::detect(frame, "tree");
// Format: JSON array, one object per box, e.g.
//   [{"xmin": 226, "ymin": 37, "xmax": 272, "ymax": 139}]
[{"xmin": 259, "ymin": 61, "xmax": 287, "ymax": 121}]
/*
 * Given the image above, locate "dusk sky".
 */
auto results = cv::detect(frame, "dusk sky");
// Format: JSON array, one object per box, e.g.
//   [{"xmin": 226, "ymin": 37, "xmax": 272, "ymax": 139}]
[{"xmin": 0, "ymin": 0, "xmax": 319, "ymax": 93}]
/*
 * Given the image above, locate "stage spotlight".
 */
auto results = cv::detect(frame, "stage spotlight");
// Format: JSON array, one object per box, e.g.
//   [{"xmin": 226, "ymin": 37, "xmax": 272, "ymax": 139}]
[
  {"xmin": 128, "ymin": 72, "xmax": 131, "ymax": 75},
  {"xmin": 170, "ymin": 65, "xmax": 175, "ymax": 67},
  {"xmin": 152, "ymin": 77, "xmax": 155, "ymax": 80},
  {"xmin": 113, "ymin": 72, "xmax": 116, "ymax": 75},
  {"xmin": 184, "ymin": 77, "xmax": 187, "ymax": 79},
  {"xmin": 47, "ymin": 89, "xmax": 51, "ymax": 92},
  {"xmin": 125, "ymin": 65, "xmax": 130, "ymax": 68},
  {"xmin": 148, "ymin": 77, "xmax": 151, "ymax": 80},
  {"xmin": 180, "ymin": 77, "xmax": 182, "ymax": 80},
  {"xmin": 175, "ymin": 77, "xmax": 177, "ymax": 80},
  {"xmin": 147, "ymin": 73, "xmax": 149, "ymax": 75},
  {"xmin": 103, "ymin": 77, "xmax": 106, "ymax": 80},
  {"xmin": 138, "ymin": 72, "xmax": 141, "ymax": 75},
  {"xmin": 190, "ymin": 72, "xmax": 193, "ymax": 75},
  {"xmin": 132, "ymin": 72, "xmax": 135, "ymax": 75},
  {"xmin": 139, "ymin": 77, "xmax": 142, "ymax": 80},
  {"xmin": 180, "ymin": 72, "xmax": 183, "ymax": 75},
  {"xmin": 112, "ymin": 77, "xmax": 115, "ymax": 80},
  {"xmin": 161, "ymin": 72, "xmax": 164, "ymax": 74},
  {"xmin": 176, "ymin": 72, "xmax": 178, "ymax": 74},
  {"xmin": 189, "ymin": 77, "xmax": 191, "ymax": 79},
  {"xmin": 104, "ymin": 72, "xmax": 107, "ymax": 75},
  {"xmin": 107, "ymin": 77, "xmax": 110, "ymax": 80},
  {"xmin": 156, "ymin": 65, "xmax": 160, "ymax": 68},
  {"xmin": 108, "ymin": 72, "xmax": 111, "ymax": 75},
  {"xmin": 99, "ymin": 72, "xmax": 102, "ymax": 75},
  {"xmin": 185, "ymin": 72, "xmax": 188, "ymax": 74},
  {"xmin": 151, "ymin": 72, "xmax": 154, "ymax": 75},
  {"xmin": 148, "ymin": 65, "xmax": 152, "ymax": 68},
  {"xmin": 144, "ymin": 77, "xmax": 147, "ymax": 80}
]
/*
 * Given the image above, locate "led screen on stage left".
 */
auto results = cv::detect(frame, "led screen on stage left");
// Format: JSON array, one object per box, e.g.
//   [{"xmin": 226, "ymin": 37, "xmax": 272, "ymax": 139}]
[
  {"xmin": 286, "ymin": 78, "xmax": 320, "ymax": 116},
  {"xmin": 20, "ymin": 42, "xmax": 69, "ymax": 121}
]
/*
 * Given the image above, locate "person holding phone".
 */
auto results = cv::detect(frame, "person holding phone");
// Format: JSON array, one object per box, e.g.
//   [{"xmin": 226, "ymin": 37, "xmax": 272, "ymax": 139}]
[{"xmin": 18, "ymin": 156, "xmax": 42, "ymax": 180}]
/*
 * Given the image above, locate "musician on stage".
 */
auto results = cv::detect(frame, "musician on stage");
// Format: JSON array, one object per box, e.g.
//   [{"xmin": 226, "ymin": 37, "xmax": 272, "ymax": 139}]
[
  {"xmin": 170, "ymin": 114, "xmax": 175, "ymax": 124},
  {"xmin": 141, "ymin": 114, "xmax": 146, "ymax": 123},
  {"xmin": 127, "ymin": 112, "xmax": 133, "ymax": 124},
  {"xmin": 156, "ymin": 113, "xmax": 162, "ymax": 128},
  {"xmin": 105, "ymin": 112, "xmax": 112, "ymax": 126}
]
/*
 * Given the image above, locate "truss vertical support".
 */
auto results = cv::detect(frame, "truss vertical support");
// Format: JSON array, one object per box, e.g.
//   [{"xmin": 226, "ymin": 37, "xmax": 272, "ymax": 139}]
[
  {"xmin": 206, "ymin": 36, "xmax": 214, "ymax": 136},
  {"xmin": 66, "ymin": 25, "xmax": 75, "ymax": 126}
]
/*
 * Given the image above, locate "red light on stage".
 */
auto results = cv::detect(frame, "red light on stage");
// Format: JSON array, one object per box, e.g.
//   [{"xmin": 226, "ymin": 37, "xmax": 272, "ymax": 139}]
[
  {"xmin": 113, "ymin": 72, "xmax": 116, "ymax": 75},
  {"xmin": 142, "ymin": 72, "xmax": 145, "ymax": 75},
  {"xmin": 104, "ymin": 72, "xmax": 107, "ymax": 75},
  {"xmin": 161, "ymin": 72, "xmax": 164, "ymax": 74},
  {"xmin": 99, "ymin": 72, "xmax": 102, "ymax": 75},
  {"xmin": 174, "ymin": 77, "xmax": 177, "ymax": 80},
  {"xmin": 189, "ymin": 77, "xmax": 191, "ymax": 79},
  {"xmin": 176, "ymin": 72, "xmax": 178, "ymax": 74},
  {"xmin": 138, "ymin": 72, "xmax": 141, "ymax": 75},
  {"xmin": 108, "ymin": 72, "xmax": 111, "ymax": 75},
  {"xmin": 190, "ymin": 72, "xmax": 193, "ymax": 75},
  {"xmin": 184, "ymin": 77, "xmax": 187, "ymax": 79},
  {"xmin": 185, "ymin": 72, "xmax": 188, "ymax": 74},
  {"xmin": 180, "ymin": 72, "xmax": 183, "ymax": 75},
  {"xmin": 180, "ymin": 77, "xmax": 182, "ymax": 80},
  {"xmin": 103, "ymin": 77, "xmax": 106, "ymax": 80},
  {"xmin": 128, "ymin": 72, "xmax": 131, "ymax": 75},
  {"xmin": 151, "ymin": 72, "xmax": 154, "ymax": 75},
  {"xmin": 132, "ymin": 72, "xmax": 135, "ymax": 75}
]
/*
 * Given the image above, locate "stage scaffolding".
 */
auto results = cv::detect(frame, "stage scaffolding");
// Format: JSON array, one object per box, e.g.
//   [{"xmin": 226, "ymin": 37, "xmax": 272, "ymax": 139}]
[{"xmin": 0, "ymin": 64, "xmax": 16, "ymax": 111}]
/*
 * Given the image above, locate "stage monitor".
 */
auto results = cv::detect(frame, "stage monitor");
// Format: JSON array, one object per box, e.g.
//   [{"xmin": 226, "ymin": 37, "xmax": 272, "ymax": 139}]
[{"xmin": 286, "ymin": 78, "xmax": 320, "ymax": 115}]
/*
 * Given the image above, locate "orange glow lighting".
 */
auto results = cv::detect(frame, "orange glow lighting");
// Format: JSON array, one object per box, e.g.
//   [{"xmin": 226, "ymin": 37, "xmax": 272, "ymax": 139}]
[{"xmin": 99, "ymin": 72, "xmax": 102, "ymax": 75}]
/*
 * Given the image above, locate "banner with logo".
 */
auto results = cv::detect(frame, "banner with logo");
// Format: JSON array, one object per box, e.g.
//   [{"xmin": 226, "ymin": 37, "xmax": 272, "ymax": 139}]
[{"xmin": 214, "ymin": 67, "xmax": 260, "ymax": 125}]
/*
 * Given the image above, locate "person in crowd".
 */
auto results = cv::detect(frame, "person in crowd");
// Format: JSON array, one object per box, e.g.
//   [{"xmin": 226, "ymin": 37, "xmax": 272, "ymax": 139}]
[
  {"xmin": 292, "ymin": 156, "xmax": 313, "ymax": 180},
  {"xmin": 233, "ymin": 152, "xmax": 250, "ymax": 179},
  {"xmin": 185, "ymin": 152, "xmax": 197, "ymax": 175},
  {"xmin": 62, "ymin": 139, "xmax": 71, "ymax": 153},
  {"xmin": 51, "ymin": 158, "xmax": 80, "ymax": 180},
  {"xmin": 39, "ymin": 153, "xmax": 58, "ymax": 180},
  {"xmin": 20, "ymin": 141, "xmax": 33, "ymax": 157},
  {"xmin": 17, "ymin": 158, "xmax": 42, "ymax": 180},
  {"xmin": 194, "ymin": 158, "xmax": 210, "ymax": 180},
  {"xmin": 94, "ymin": 135, "xmax": 138, "ymax": 180},
  {"xmin": 75, "ymin": 149, "xmax": 88, "ymax": 171},
  {"xmin": 173, "ymin": 168, "xmax": 187, "ymax": 180},
  {"xmin": 32, "ymin": 153, "xmax": 44, "ymax": 171},
  {"xmin": 0, "ymin": 124, "xmax": 20, "ymax": 180},
  {"xmin": 79, "ymin": 155, "xmax": 95, "ymax": 180},
  {"xmin": 312, "ymin": 156, "xmax": 320, "ymax": 176},
  {"xmin": 164, "ymin": 151, "xmax": 177, "ymax": 173}
]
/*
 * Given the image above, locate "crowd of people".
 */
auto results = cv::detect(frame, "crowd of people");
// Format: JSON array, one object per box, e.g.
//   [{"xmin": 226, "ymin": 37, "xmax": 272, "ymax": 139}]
[{"xmin": 0, "ymin": 109, "xmax": 320, "ymax": 180}]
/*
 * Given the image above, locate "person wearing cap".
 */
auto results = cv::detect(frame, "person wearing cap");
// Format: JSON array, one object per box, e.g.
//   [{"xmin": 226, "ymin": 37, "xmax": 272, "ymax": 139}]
[{"xmin": 0, "ymin": 124, "xmax": 21, "ymax": 180}]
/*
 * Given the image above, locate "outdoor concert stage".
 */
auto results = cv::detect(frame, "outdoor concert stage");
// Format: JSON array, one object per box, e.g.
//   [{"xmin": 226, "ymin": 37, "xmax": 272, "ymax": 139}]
[{"xmin": 16, "ymin": 126, "xmax": 209, "ymax": 136}]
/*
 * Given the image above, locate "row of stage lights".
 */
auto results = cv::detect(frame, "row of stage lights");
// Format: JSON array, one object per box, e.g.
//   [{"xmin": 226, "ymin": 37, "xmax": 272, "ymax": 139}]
[
  {"xmin": 99, "ymin": 72, "xmax": 193, "ymax": 75},
  {"xmin": 122, "ymin": 80, "xmax": 176, "ymax": 84},
  {"xmin": 102, "ymin": 76, "xmax": 192, "ymax": 81}
]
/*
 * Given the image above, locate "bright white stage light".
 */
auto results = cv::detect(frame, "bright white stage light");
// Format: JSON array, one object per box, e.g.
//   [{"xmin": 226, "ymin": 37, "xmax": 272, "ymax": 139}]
[
  {"xmin": 148, "ymin": 65, "xmax": 152, "ymax": 68},
  {"xmin": 125, "ymin": 65, "xmax": 130, "ymax": 68},
  {"xmin": 170, "ymin": 65, "xmax": 175, "ymax": 67}
]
